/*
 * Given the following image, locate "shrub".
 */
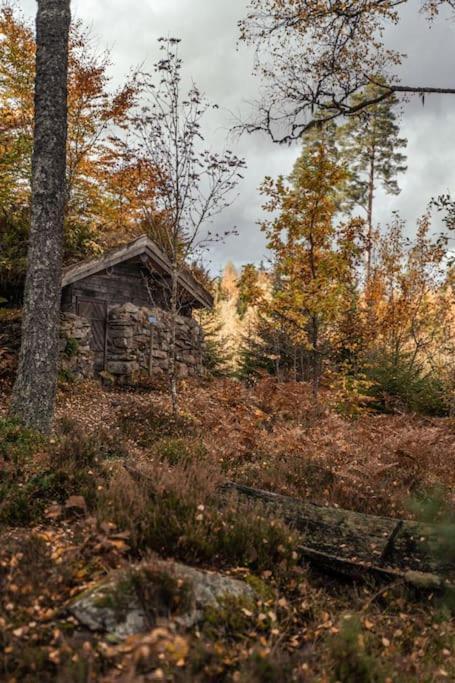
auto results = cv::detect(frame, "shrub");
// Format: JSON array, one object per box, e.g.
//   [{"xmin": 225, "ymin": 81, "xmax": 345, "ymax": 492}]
[
  {"xmin": 236, "ymin": 650, "xmax": 295, "ymax": 683},
  {"xmin": 131, "ymin": 565, "xmax": 194, "ymax": 624},
  {"xmin": 0, "ymin": 417, "xmax": 44, "ymax": 467},
  {"xmin": 329, "ymin": 616, "xmax": 387, "ymax": 683},
  {"xmin": 365, "ymin": 354, "xmax": 448, "ymax": 416},
  {"xmin": 153, "ymin": 437, "xmax": 207, "ymax": 466},
  {"xmin": 63, "ymin": 337, "xmax": 79, "ymax": 358},
  {"xmin": 100, "ymin": 460, "xmax": 298, "ymax": 579},
  {"xmin": 0, "ymin": 421, "xmax": 119, "ymax": 526},
  {"xmin": 58, "ymin": 368, "xmax": 76, "ymax": 384},
  {"xmin": 410, "ymin": 488, "xmax": 455, "ymax": 610},
  {"xmin": 202, "ymin": 594, "xmax": 259, "ymax": 641}
]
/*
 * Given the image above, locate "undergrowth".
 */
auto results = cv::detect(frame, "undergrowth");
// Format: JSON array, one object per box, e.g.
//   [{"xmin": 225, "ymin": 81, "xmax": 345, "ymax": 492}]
[
  {"xmin": 0, "ymin": 377, "xmax": 453, "ymax": 682},
  {"xmin": 99, "ymin": 459, "xmax": 299, "ymax": 581}
]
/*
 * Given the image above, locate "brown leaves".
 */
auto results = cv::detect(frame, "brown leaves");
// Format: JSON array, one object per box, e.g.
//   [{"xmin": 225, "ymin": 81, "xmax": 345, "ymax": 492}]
[{"xmin": 98, "ymin": 628, "xmax": 189, "ymax": 681}]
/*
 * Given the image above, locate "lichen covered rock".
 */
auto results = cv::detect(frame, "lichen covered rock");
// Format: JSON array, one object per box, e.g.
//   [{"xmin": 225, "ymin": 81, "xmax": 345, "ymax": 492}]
[{"xmin": 69, "ymin": 559, "xmax": 256, "ymax": 641}]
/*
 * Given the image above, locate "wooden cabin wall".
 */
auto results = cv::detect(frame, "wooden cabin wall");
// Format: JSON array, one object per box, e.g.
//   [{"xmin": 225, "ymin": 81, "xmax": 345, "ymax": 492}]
[{"xmin": 61, "ymin": 261, "xmax": 194, "ymax": 317}]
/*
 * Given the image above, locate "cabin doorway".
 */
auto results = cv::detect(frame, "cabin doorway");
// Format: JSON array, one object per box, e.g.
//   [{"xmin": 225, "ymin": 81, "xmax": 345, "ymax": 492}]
[{"xmin": 76, "ymin": 298, "xmax": 108, "ymax": 372}]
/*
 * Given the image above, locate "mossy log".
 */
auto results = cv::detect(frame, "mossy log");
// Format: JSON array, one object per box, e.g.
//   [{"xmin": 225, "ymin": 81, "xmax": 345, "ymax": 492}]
[{"xmin": 223, "ymin": 482, "xmax": 454, "ymax": 587}]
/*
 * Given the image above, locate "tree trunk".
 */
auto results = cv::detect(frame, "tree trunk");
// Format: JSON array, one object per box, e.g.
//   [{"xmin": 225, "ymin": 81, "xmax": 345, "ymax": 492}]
[
  {"xmin": 310, "ymin": 314, "xmax": 320, "ymax": 398},
  {"xmin": 10, "ymin": 0, "xmax": 71, "ymax": 433},
  {"xmin": 169, "ymin": 262, "xmax": 179, "ymax": 418},
  {"xmin": 366, "ymin": 149, "xmax": 375, "ymax": 283}
]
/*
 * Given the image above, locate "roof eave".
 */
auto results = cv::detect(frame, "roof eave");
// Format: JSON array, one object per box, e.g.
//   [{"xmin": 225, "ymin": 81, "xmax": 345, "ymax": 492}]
[{"xmin": 61, "ymin": 236, "xmax": 213, "ymax": 310}]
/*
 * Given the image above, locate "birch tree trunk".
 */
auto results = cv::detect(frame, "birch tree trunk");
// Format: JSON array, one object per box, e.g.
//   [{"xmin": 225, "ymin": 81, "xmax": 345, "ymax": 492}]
[{"xmin": 10, "ymin": 0, "xmax": 71, "ymax": 433}]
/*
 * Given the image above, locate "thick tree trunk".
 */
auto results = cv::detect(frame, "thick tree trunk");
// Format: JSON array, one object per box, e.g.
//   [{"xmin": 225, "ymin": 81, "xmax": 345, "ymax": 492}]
[{"xmin": 10, "ymin": 0, "xmax": 71, "ymax": 432}]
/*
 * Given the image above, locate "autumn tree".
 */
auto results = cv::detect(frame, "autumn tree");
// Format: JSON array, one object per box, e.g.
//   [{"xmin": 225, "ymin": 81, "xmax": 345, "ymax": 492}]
[
  {"xmin": 240, "ymin": 1, "xmax": 455, "ymax": 142},
  {"xmin": 338, "ymin": 82, "xmax": 407, "ymax": 279},
  {"xmin": 237, "ymin": 263, "xmax": 263, "ymax": 318},
  {"xmin": 0, "ymin": 2, "xmax": 141, "ymax": 301},
  {"xmin": 350, "ymin": 210, "xmax": 454, "ymax": 413},
  {"xmin": 134, "ymin": 38, "xmax": 245, "ymax": 414},
  {"xmin": 0, "ymin": 3, "xmax": 35, "ymax": 212},
  {"xmin": 259, "ymin": 142, "xmax": 361, "ymax": 395},
  {"xmin": 10, "ymin": 0, "xmax": 71, "ymax": 432}
]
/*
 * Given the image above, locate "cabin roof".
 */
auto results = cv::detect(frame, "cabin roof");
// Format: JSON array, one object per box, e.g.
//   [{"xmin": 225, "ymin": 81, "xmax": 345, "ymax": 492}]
[{"xmin": 61, "ymin": 235, "xmax": 213, "ymax": 309}]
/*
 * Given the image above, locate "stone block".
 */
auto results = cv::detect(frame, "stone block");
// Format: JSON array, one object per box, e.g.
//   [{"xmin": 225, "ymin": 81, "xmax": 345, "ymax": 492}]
[
  {"xmin": 106, "ymin": 361, "xmax": 139, "ymax": 376},
  {"xmin": 151, "ymin": 349, "xmax": 168, "ymax": 359},
  {"xmin": 112, "ymin": 337, "xmax": 134, "ymax": 350},
  {"xmin": 176, "ymin": 363, "xmax": 189, "ymax": 378}
]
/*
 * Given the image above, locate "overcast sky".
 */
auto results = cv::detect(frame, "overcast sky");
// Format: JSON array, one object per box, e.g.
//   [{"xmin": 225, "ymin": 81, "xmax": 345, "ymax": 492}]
[{"xmin": 20, "ymin": 0, "xmax": 455, "ymax": 274}]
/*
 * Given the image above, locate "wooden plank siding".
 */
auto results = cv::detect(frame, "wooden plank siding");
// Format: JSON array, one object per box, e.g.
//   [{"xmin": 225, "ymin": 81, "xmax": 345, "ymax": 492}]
[
  {"xmin": 62, "ymin": 258, "xmax": 196, "ymax": 317},
  {"xmin": 61, "ymin": 235, "xmax": 213, "ymax": 310}
]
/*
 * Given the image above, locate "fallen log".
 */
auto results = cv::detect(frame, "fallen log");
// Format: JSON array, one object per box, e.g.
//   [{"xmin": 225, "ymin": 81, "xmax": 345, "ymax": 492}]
[
  {"xmin": 222, "ymin": 482, "xmax": 454, "ymax": 588},
  {"xmin": 122, "ymin": 464, "xmax": 453, "ymax": 588}
]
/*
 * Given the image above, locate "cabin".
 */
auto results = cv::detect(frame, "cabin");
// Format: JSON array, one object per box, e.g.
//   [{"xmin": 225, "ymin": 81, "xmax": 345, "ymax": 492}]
[{"xmin": 59, "ymin": 235, "xmax": 213, "ymax": 380}]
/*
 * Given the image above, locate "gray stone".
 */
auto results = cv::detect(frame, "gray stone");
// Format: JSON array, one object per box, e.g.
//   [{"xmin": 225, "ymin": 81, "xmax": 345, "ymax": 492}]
[
  {"xmin": 68, "ymin": 560, "xmax": 256, "ymax": 640},
  {"xmin": 112, "ymin": 337, "xmax": 134, "ymax": 350},
  {"xmin": 151, "ymin": 350, "xmax": 168, "ymax": 359},
  {"xmin": 106, "ymin": 361, "xmax": 139, "ymax": 376},
  {"xmin": 97, "ymin": 303, "xmax": 206, "ymax": 384}
]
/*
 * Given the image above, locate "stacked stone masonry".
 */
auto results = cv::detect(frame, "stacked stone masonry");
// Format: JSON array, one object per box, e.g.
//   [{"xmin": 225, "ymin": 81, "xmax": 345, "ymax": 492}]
[
  {"xmin": 58, "ymin": 304, "xmax": 205, "ymax": 383},
  {"xmin": 60, "ymin": 313, "xmax": 94, "ymax": 379},
  {"xmin": 106, "ymin": 304, "xmax": 204, "ymax": 382}
]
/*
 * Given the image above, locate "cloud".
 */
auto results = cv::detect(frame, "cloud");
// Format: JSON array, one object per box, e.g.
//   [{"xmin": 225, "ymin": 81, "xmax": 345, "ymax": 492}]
[{"xmin": 20, "ymin": 0, "xmax": 455, "ymax": 272}]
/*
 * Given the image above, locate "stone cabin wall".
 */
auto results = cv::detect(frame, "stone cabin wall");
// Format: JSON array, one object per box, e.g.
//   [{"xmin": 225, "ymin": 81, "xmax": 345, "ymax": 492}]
[
  {"xmin": 60, "ymin": 313, "xmax": 94, "ymax": 379},
  {"xmin": 106, "ymin": 303, "xmax": 204, "ymax": 383},
  {"xmin": 59, "ymin": 303, "xmax": 205, "ymax": 383}
]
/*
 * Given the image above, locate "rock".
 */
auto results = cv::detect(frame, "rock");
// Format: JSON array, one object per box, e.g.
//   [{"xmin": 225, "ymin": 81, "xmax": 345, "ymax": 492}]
[
  {"xmin": 106, "ymin": 361, "xmax": 139, "ymax": 376},
  {"xmin": 68, "ymin": 559, "xmax": 256, "ymax": 641},
  {"xmin": 104, "ymin": 303, "xmax": 205, "ymax": 385},
  {"xmin": 111, "ymin": 337, "xmax": 134, "ymax": 350},
  {"xmin": 151, "ymin": 350, "xmax": 168, "ymax": 360},
  {"xmin": 60, "ymin": 313, "xmax": 94, "ymax": 379}
]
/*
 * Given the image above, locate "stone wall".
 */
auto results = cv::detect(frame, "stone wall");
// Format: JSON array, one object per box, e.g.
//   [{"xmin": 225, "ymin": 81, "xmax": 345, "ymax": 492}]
[
  {"xmin": 106, "ymin": 303, "xmax": 205, "ymax": 383},
  {"xmin": 3, "ymin": 306, "xmax": 205, "ymax": 385},
  {"xmin": 59, "ymin": 313, "xmax": 94, "ymax": 379}
]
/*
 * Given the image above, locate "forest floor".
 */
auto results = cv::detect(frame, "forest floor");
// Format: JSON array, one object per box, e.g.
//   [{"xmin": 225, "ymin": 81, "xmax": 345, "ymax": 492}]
[{"xmin": 0, "ymin": 376, "xmax": 454, "ymax": 682}]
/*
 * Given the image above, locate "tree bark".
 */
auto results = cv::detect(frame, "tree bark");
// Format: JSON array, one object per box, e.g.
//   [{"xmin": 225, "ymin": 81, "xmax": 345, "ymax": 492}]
[
  {"xmin": 169, "ymin": 262, "xmax": 179, "ymax": 418},
  {"xmin": 366, "ymin": 149, "xmax": 375, "ymax": 283},
  {"xmin": 10, "ymin": 0, "xmax": 71, "ymax": 433}
]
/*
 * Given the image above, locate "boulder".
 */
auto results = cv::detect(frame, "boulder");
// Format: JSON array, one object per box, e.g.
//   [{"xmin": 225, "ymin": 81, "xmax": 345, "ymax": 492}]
[{"xmin": 68, "ymin": 559, "xmax": 256, "ymax": 641}]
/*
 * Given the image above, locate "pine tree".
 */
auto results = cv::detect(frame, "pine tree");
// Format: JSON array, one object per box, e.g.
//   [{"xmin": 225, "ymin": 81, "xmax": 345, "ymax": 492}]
[
  {"xmin": 196, "ymin": 307, "xmax": 234, "ymax": 378},
  {"xmin": 338, "ymin": 81, "xmax": 407, "ymax": 280}
]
